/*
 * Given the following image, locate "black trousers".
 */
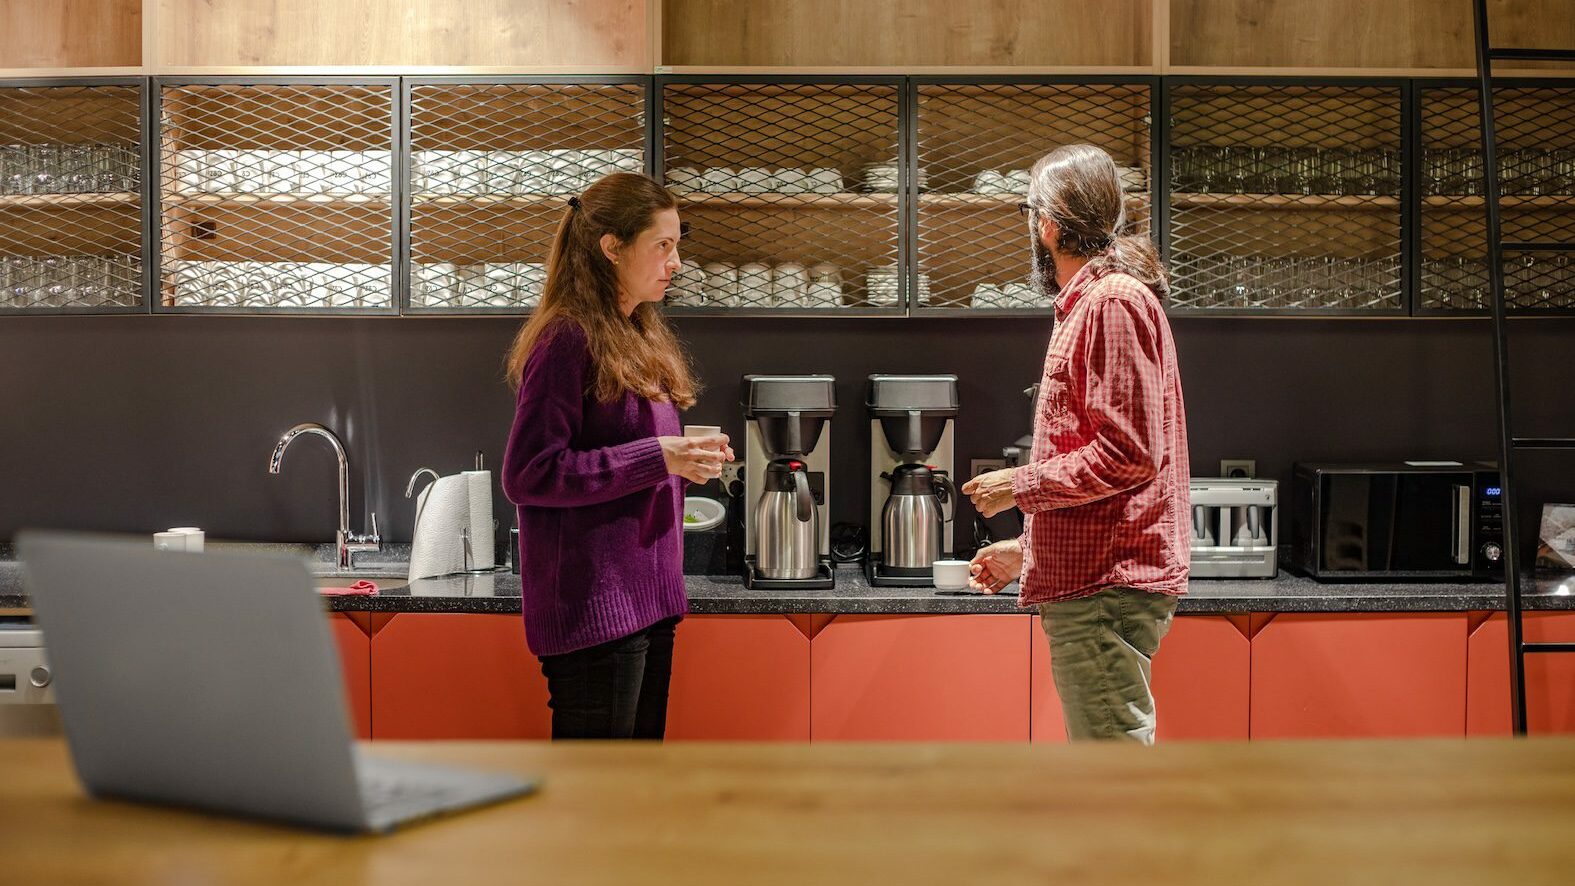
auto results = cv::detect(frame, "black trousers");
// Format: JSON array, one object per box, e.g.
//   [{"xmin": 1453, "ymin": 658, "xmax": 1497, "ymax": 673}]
[{"xmin": 537, "ymin": 617, "xmax": 679, "ymax": 740}]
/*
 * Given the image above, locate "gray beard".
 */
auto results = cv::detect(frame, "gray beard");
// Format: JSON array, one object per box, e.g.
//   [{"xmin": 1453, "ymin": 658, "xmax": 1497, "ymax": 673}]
[{"xmin": 1029, "ymin": 230, "xmax": 1059, "ymax": 298}]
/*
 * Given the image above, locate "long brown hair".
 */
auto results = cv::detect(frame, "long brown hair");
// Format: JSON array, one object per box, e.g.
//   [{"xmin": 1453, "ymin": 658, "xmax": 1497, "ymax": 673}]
[
  {"xmin": 1027, "ymin": 144, "xmax": 1168, "ymax": 294},
  {"xmin": 505, "ymin": 172, "xmax": 698, "ymax": 409}
]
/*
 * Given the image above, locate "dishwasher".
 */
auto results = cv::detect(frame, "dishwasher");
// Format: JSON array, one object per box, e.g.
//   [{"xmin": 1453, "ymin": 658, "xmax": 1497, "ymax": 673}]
[{"xmin": 0, "ymin": 620, "xmax": 61, "ymax": 737}]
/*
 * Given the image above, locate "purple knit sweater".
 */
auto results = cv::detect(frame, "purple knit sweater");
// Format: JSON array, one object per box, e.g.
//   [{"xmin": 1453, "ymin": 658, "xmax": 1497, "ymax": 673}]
[{"xmin": 501, "ymin": 320, "xmax": 687, "ymax": 657}]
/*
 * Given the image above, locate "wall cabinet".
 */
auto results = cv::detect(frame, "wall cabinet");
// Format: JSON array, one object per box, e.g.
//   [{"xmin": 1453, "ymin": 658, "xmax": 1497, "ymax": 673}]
[
  {"xmin": 0, "ymin": 80, "xmax": 146, "ymax": 313},
  {"xmin": 3, "ymin": 75, "xmax": 1571, "ymax": 318}
]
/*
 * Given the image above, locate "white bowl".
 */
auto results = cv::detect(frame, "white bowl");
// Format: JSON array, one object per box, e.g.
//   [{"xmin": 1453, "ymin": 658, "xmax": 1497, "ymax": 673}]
[{"xmin": 683, "ymin": 496, "xmax": 726, "ymax": 532}]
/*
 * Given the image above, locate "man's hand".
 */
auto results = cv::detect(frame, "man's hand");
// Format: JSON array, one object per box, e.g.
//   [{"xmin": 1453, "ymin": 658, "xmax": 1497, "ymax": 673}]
[
  {"xmin": 962, "ymin": 468, "xmax": 1017, "ymax": 518},
  {"xmin": 968, "ymin": 539, "xmax": 1023, "ymax": 595}
]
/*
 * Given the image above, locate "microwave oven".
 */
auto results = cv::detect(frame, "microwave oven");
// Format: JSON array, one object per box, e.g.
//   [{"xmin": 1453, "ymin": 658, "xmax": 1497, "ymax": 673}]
[{"xmin": 1291, "ymin": 461, "xmax": 1504, "ymax": 581}]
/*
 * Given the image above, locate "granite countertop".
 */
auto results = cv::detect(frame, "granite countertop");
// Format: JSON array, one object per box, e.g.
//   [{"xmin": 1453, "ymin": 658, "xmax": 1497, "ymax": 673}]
[{"xmin": 4, "ymin": 542, "xmax": 1574, "ymax": 615}]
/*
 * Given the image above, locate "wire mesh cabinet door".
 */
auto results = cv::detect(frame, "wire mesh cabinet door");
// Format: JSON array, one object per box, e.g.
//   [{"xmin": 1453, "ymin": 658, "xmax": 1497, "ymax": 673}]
[
  {"xmin": 155, "ymin": 78, "xmax": 399, "ymax": 315},
  {"xmin": 1165, "ymin": 79, "xmax": 1407, "ymax": 316},
  {"xmin": 405, "ymin": 78, "xmax": 648, "ymax": 315},
  {"xmin": 657, "ymin": 76, "xmax": 903, "ymax": 316},
  {"xmin": 0, "ymin": 79, "xmax": 146, "ymax": 315},
  {"xmin": 1419, "ymin": 80, "xmax": 1575, "ymax": 315},
  {"xmin": 912, "ymin": 78, "xmax": 1156, "ymax": 315}
]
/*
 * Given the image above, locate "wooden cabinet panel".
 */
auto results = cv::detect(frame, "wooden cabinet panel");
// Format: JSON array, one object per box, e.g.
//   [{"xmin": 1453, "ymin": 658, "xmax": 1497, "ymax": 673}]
[
  {"xmin": 666, "ymin": 616, "xmax": 811, "ymax": 741},
  {"xmin": 371, "ymin": 613, "xmax": 549, "ymax": 740},
  {"xmin": 157, "ymin": 0, "xmax": 647, "ymax": 68},
  {"xmin": 1172, "ymin": 0, "xmax": 1575, "ymax": 70},
  {"xmin": 1031, "ymin": 613, "xmax": 1250, "ymax": 743},
  {"xmin": 662, "ymin": 0, "xmax": 1152, "ymax": 68},
  {"xmin": 0, "ymin": 0, "xmax": 140, "ymax": 69},
  {"xmin": 1467, "ymin": 612, "xmax": 1575, "ymax": 736},
  {"xmin": 811, "ymin": 615, "xmax": 1031, "ymax": 741},
  {"xmin": 1250, "ymin": 613, "xmax": 1467, "ymax": 739},
  {"xmin": 328, "ymin": 612, "xmax": 372, "ymax": 740}
]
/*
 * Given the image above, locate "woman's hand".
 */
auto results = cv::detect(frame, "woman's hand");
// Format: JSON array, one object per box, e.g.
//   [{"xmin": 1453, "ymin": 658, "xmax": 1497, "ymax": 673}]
[
  {"xmin": 968, "ymin": 539, "xmax": 1024, "ymax": 595},
  {"xmin": 962, "ymin": 468, "xmax": 1018, "ymax": 518},
  {"xmin": 659, "ymin": 434, "xmax": 734, "ymax": 485}
]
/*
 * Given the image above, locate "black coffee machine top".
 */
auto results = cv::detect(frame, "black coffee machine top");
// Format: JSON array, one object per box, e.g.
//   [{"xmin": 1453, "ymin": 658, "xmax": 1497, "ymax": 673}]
[
  {"xmin": 742, "ymin": 374, "xmax": 837, "ymax": 457},
  {"xmin": 868, "ymin": 374, "xmax": 958, "ymax": 459}
]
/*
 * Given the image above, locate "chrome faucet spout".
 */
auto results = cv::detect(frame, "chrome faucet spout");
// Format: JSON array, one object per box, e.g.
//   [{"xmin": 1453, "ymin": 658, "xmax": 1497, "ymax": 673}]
[{"xmin": 268, "ymin": 422, "xmax": 380, "ymax": 569}]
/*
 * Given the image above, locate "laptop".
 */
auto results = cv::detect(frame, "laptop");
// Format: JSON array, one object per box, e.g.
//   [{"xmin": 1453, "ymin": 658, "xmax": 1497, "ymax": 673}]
[{"xmin": 17, "ymin": 530, "xmax": 537, "ymax": 833}]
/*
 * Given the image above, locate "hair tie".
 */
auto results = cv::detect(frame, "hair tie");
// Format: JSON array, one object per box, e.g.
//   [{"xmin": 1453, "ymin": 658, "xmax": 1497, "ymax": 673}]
[{"xmin": 567, "ymin": 196, "xmax": 582, "ymax": 210}]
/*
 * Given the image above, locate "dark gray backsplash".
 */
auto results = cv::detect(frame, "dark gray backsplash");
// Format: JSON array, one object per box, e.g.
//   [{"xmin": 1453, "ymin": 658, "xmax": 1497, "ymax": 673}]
[{"xmin": 2, "ymin": 313, "xmax": 1571, "ymax": 563}]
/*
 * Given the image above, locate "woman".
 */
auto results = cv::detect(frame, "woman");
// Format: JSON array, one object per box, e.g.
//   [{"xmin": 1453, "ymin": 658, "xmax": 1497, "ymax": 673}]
[{"xmin": 501, "ymin": 172, "xmax": 732, "ymax": 740}]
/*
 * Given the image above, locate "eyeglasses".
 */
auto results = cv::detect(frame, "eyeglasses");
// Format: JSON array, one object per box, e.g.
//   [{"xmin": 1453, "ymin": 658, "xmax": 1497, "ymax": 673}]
[{"xmin": 1018, "ymin": 202, "xmax": 1032, "ymax": 218}]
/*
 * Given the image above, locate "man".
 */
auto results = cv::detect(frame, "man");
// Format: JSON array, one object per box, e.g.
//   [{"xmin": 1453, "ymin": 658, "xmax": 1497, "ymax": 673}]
[{"xmin": 962, "ymin": 144, "xmax": 1190, "ymax": 745}]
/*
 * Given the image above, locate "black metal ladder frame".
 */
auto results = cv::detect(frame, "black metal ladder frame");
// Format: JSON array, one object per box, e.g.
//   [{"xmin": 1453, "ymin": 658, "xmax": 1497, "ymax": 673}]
[{"xmin": 1471, "ymin": 0, "xmax": 1575, "ymax": 736}]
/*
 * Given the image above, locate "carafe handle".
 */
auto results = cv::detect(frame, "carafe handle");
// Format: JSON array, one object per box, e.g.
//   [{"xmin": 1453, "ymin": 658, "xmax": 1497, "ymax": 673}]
[
  {"xmin": 791, "ymin": 468, "xmax": 814, "ymax": 523},
  {"xmin": 934, "ymin": 470, "xmax": 956, "ymax": 525}
]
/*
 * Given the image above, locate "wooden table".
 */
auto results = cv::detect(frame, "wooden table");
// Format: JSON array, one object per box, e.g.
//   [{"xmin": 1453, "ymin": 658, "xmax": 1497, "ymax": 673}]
[{"xmin": 4, "ymin": 737, "xmax": 1575, "ymax": 885}]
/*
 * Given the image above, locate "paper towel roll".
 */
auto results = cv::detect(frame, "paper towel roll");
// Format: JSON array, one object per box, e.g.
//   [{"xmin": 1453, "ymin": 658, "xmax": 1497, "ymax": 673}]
[
  {"xmin": 408, "ymin": 474, "xmax": 470, "ymax": 580},
  {"xmin": 464, "ymin": 469, "xmax": 495, "ymax": 570}
]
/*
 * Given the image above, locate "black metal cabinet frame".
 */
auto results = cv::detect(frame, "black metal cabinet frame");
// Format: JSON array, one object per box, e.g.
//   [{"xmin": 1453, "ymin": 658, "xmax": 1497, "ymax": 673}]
[{"xmin": 0, "ymin": 74, "xmax": 1568, "ymax": 318}]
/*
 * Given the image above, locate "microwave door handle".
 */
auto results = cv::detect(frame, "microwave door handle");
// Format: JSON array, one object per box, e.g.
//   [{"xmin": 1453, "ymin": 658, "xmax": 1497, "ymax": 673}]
[{"xmin": 1453, "ymin": 484, "xmax": 1471, "ymax": 566}]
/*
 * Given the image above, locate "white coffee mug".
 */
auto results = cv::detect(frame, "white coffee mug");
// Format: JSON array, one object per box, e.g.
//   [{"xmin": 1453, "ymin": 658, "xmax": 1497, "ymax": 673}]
[
  {"xmin": 805, "ymin": 280, "xmax": 844, "ymax": 308},
  {"xmin": 933, "ymin": 559, "xmax": 971, "ymax": 590},
  {"xmin": 154, "ymin": 531, "xmax": 188, "ymax": 552},
  {"xmin": 773, "ymin": 262, "xmax": 808, "ymax": 306},
  {"xmin": 736, "ymin": 263, "xmax": 772, "ymax": 306},
  {"xmin": 973, "ymin": 169, "xmax": 1007, "ymax": 195},
  {"xmin": 168, "ymin": 527, "xmax": 205, "ymax": 552},
  {"xmin": 703, "ymin": 263, "xmax": 737, "ymax": 306},
  {"xmin": 701, "ymin": 167, "xmax": 738, "ymax": 193}
]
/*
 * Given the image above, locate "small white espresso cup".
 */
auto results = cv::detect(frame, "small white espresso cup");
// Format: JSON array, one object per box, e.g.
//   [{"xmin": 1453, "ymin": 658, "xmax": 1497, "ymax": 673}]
[
  {"xmin": 932, "ymin": 559, "xmax": 972, "ymax": 590},
  {"xmin": 154, "ymin": 531, "xmax": 188, "ymax": 552}
]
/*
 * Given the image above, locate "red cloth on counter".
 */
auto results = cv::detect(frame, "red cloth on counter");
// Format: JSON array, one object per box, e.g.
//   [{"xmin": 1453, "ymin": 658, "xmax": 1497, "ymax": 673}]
[{"xmin": 318, "ymin": 580, "xmax": 379, "ymax": 596}]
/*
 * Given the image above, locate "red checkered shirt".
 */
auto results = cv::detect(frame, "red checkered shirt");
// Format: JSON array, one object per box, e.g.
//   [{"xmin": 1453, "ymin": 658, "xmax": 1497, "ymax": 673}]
[{"xmin": 1011, "ymin": 262, "xmax": 1191, "ymax": 605}]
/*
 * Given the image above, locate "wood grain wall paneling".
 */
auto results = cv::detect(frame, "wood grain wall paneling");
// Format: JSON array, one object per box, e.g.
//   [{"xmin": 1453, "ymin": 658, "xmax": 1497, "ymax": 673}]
[
  {"xmin": 1171, "ymin": 0, "xmax": 1575, "ymax": 71},
  {"xmin": 0, "ymin": 0, "xmax": 141, "ymax": 68},
  {"xmin": 661, "ymin": 0, "xmax": 1152, "ymax": 68},
  {"xmin": 156, "ymin": 0, "xmax": 647, "ymax": 68}
]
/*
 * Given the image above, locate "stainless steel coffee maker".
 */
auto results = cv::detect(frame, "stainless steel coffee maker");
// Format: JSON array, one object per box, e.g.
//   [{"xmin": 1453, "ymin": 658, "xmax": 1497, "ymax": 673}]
[
  {"xmin": 742, "ymin": 375, "xmax": 836, "ymax": 589},
  {"xmin": 867, "ymin": 374, "xmax": 958, "ymax": 587}
]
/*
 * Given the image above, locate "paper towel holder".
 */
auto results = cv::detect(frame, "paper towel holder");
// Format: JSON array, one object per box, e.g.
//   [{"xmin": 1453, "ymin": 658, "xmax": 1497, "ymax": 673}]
[{"xmin": 405, "ymin": 467, "xmax": 440, "ymax": 499}]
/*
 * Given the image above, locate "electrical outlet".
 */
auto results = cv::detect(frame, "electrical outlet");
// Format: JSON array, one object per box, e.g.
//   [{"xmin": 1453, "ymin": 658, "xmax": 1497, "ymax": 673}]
[
  {"xmin": 721, "ymin": 462, "xmax": 743, "ymax": 487},
  {"xmin": 1220, "ymin": 459, "xmax": 1256, "ymax": 479},
  {"xmin": 970, "ymin": 458, "xmax": 1006, "ymax": 478}
]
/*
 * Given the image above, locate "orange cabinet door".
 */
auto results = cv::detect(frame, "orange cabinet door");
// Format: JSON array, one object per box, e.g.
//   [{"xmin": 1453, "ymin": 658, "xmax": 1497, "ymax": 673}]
[
  {"xmin": 329, "ymin": 613, "xmax": 372, "ymax": 740},
  {"xmin": 1250, "ymin": 613, "xmax": 1468, "ymax": 739},
  {"xmin": 810, "ymin": 614, "xmax": 1031, "ymax": 741},
  {"xmin": 371, "ymin": 613, "xmax": 550, "ymax": 739},
  {"xmin": 666, "ymin": 615, "xmax": 811, "ymax": 741},
  {"xmin": 1466, "ymin": 612, "xmax": 1575, "ymax": 736},
  {"xmin": 1030, "ymin": 614, "xmax": 1250, "ymax": 743}
]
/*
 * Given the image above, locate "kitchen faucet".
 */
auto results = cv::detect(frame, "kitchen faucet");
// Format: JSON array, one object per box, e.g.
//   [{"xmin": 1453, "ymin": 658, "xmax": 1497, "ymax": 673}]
[{"xmin": 268, "ymin": 422, "xmax": 381, "ymax": 569}]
